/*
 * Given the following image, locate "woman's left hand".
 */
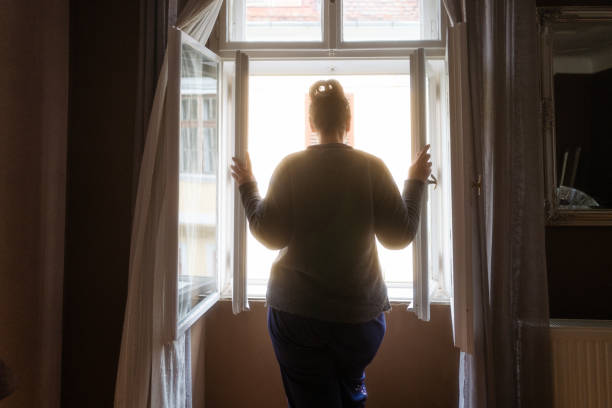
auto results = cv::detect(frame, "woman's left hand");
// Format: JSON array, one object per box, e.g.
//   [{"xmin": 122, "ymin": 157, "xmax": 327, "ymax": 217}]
[{"xmin": 231, "ymin": 152, "xmax": 256, "ymax": 186}]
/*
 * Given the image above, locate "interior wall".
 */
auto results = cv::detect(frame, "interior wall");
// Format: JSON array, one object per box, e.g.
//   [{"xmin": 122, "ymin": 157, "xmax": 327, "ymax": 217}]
[
  {"xmin": 203, "ymin": 301, "xmax": 458, "ymax": 408},
  {"xmin": 191, "ymin": 317, "xmax": 207, "ymax": 408},
  {"xmin": 0, "ymin": 0, "xmax": 69, "ymax": 407},
  {"xmin": 61, "ymin": 0, "xmax": 140, "ymax": 406}
]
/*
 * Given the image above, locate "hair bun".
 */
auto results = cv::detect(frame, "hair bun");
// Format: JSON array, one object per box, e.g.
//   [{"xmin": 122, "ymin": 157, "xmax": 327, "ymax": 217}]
[
  {"xmin": 308, "ymin": 79, "xmax": 351, "ymax": 137},
  {"xmin": 310, "ymin": 79, "xmax": 342, "ymax": 99}
]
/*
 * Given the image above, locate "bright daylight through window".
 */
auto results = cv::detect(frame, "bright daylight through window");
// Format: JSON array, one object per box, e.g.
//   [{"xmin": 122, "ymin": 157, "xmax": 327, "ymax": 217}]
[
  {"xmin": 228, "ymin": 0, "xmax": 323, "ymax": 42},
  {"xmin": 242, "ymin": 59, "xmax": 451, "ymax": 302},
  {"xmin": 227, "ymin": 0, "xmax": 440, "ymax": 43},
  {"xmin": 342, "ymin": 0, "xmax": 440, "ymax": 41}
]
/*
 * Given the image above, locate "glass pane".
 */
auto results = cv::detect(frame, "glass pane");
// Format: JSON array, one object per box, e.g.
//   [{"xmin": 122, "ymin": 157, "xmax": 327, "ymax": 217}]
[
  {"xmin": 178, "ymin": 40, "xmax": 219, "ymax": 324},
  {"xmin": 342, "ymin": 0, "xmax": 440, "ymax": 42},
  {"xmin": 228, "ymin": 0, "xmax": 323, "ymax": 42},
  {"xmin": 246, "ymin": 64, "xmax": 412, "ymax": 299}
]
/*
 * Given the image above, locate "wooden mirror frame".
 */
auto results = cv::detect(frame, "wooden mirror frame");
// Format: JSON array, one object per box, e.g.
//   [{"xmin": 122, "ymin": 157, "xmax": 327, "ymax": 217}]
[{"xmin": 538, "ymin": 6, "xmax": 612, "ymax": 226}]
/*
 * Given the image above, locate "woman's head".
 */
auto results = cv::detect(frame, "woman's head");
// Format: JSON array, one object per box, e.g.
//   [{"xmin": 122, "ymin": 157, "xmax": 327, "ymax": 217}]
[{"xmin": 308, "ymin": 79, "xmax": 351, "ymax": 140}]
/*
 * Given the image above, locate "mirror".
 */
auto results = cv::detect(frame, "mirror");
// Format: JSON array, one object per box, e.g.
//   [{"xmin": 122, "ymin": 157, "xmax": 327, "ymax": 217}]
[{"xmin": 539, "ymin": 7, "xmax": 612, "ymax": 225}]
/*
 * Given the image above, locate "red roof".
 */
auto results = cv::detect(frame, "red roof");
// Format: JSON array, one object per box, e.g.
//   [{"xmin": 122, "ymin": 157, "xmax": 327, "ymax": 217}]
[{"xmin": 246, "ymin": 0, "xmax": 419, "ymax": 23}]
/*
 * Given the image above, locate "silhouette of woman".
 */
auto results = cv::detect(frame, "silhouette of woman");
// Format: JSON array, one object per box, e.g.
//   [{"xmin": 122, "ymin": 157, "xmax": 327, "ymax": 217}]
[{"xmin": 231, "ymin": 79, "xmax": 431, "ymax": 407}]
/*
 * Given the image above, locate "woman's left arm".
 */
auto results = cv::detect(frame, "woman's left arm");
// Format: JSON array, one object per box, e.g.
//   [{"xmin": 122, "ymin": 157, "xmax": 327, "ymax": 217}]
[{"xmin": 231, "ymin": 153, "xmax": 292, "ymax": 249}]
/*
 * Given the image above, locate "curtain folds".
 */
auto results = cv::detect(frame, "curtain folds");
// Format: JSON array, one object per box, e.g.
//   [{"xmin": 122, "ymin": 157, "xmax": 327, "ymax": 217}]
[
  {"xmin": 177, "ymin": 0, "xmax": 223, "ymax": 44},
  {"xmin": 445, "ymin": 0, "xmax": 553, "ymax": 406},
  {"xmin": 115, "ymin": 1, "xmax": 223, "ymax": 407}
]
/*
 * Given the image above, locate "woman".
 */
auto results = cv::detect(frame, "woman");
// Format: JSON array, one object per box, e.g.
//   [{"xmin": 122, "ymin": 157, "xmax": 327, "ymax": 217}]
[{"xmin": 231, "ymin": 79, "xmax": 431, "ymax": 407}]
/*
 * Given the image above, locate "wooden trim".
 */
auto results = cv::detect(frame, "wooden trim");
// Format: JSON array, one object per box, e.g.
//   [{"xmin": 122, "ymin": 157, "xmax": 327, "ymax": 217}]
[{"xmin": 546, "ymin": 210, "xmax": 612, "ymax": 226}]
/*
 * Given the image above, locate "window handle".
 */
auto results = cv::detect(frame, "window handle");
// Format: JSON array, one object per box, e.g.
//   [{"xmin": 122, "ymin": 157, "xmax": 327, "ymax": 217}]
[
  {"xmin": 472, "ymin": 174, "xmax": 482, "ymax": 196},
  {"xmin": 427, "ymin": 174, "xmax": 438, "ymax": 190}
]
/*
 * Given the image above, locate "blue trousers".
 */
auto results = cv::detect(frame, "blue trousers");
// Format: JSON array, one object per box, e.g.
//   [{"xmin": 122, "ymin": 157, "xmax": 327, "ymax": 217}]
[{"xmin": 267, "ymin": 307, "xmax": 386, "ymax": 408}]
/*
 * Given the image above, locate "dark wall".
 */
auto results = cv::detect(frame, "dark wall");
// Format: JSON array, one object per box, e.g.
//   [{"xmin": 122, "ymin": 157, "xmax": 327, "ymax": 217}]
[
  {"xmin": 546, "ymin": 227, "xmax": 612, "ymax": 319},
  {"xmin": 61, "ymin": 1, "xmax": 140, "ymax": 406}
]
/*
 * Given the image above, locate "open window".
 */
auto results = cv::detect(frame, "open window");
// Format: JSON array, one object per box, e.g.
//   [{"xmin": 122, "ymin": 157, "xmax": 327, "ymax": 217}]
[
  {"xmin": 168, "ymin": 1, "xmax": 451, "ymax": 331},
  {"xmin": 242, "ymin": 59, "xmax": 415, "ymax": 300},
  {"xmin": 226, "ymin": 51, "xmax": 452, "ymax": 319}
]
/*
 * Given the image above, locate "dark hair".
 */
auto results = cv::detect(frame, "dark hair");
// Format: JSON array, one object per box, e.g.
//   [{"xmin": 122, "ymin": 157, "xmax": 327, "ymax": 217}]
[{"xmin": 308, "ymin": 79, "xmax": 351, "ymax": 136}]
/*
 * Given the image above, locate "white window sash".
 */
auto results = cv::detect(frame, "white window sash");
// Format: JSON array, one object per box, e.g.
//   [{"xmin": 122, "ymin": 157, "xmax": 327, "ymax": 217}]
[
  {"xmin": 165, "ymin": 27, "xmax": 182, "ymax": 341},
  {"xmin": 218, "ymin": 0, "xmax": 446, "ymax": 52},
  {"xmin": 410, "ymin": 48, "xmax": 431, "ymax": 321},
  {"xmin": 426, "ymin": 57, "xmax": 453, "ymax": 303},
  {"xmin": 171, "ymin": 28, "xmax": 225, "ymax": 336},
  {"xmin": 232, "ymin": 50, "xmax": 250, "ymax": 314}
]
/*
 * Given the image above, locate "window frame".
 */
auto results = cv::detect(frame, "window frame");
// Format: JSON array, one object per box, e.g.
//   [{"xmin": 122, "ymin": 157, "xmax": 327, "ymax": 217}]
[
  {"xmin": 168, "ymin": 3, "xmax": 451, "ymax": 336},
  {"xmin": 220, "ymin": 52, "xmax": 451, "ymax": 309},
  {"xmin": 218, "ymin": 0, "xmax": 447, "ymax": 54}
]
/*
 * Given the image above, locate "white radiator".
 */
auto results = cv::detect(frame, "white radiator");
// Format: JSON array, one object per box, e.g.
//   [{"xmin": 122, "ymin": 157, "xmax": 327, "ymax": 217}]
[{"xmin": 550, "ymin": 319, "xmax": 612, "ymax": 408}]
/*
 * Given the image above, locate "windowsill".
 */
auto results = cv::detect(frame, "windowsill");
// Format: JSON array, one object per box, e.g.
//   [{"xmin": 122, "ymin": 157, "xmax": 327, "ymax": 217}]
[
  {"xmin": 218, "ymin": 296, "xmax": 450, "ymax": 307},
  {"xmin": 218, "ymin": 298, "xmax": 451, "ymax": 309},
  {"xmin": 242, "ymin": 282, "xmax": 450, "ymax": 306}
]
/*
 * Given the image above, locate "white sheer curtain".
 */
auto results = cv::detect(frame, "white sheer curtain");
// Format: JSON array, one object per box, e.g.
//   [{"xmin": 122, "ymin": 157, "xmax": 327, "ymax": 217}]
[{"xmin": 114, "ymin": 1, "xmax": 223, "ymax": 407}]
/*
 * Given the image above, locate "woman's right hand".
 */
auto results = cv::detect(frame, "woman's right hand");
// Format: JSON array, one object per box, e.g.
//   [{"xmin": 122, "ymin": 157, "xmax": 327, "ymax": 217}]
[{"xmin": 408, "ymin": 145, "xmax": 432, "ymax": 182}]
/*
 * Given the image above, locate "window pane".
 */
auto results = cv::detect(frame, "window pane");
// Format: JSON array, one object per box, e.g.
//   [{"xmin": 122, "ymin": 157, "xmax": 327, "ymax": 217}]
[
  {"xmin": 228, "ymin": 0, "xmax": 322, "ymax": 42},
  {"xmin": 178, "ymin": 41, "xmax": 219, "ymax": 324},
  {"xmin": 181, "ymin": 97, "xmax": 198, "ymax": 121},
  {"xmin": 180, "ymin": 127, "xmax": 200, "ymax": 173},
  {"xmin": 202, "ymin": 97, "xmax": 217, "ymax": 121},
  {"xmin": 203, "ymin": 127, "xmax": 218, "ymax": 174},
  {"xmin": 246, "ymin": 66, "xmax": 413, "ymax": 299},
  {"xmin": 342, "ymin": 0, "xmax": 440, "ymax": 42}
]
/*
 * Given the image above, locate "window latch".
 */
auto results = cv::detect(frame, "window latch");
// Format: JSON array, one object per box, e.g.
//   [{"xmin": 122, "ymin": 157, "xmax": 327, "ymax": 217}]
[{"xmin": 427, "ymin": 174, "xmax": 438, "ymax": 190}]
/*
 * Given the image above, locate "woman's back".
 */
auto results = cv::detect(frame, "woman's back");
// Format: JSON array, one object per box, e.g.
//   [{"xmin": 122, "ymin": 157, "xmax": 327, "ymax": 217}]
[{"xmin": 239, "ymin": 142, "xmax": 424, "ymax": 323}]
